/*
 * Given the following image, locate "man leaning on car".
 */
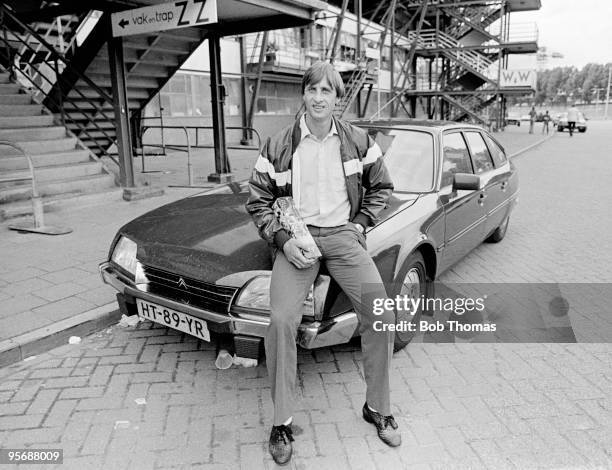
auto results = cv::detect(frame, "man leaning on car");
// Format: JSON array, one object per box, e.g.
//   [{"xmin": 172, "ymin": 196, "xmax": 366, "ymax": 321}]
[{"xmin": 246, "ymin": 61, "xmax": 400, "ymax": 465}]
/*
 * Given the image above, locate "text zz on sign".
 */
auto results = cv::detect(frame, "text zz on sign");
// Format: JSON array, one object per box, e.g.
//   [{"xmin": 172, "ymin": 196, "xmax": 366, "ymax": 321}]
[{"xmin": 111, "ymin": 0, "xmax": 218, "ymax": 38}]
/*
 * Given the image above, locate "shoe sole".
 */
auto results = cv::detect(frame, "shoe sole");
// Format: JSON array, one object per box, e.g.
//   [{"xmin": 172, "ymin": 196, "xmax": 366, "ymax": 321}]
[
  {"xmin": 269, "ymin": 445, "xmax": 292, "ymax": 466},
  {"xmin": 362, "ymin": 408, "xmax": 401, "ymax": 447}
]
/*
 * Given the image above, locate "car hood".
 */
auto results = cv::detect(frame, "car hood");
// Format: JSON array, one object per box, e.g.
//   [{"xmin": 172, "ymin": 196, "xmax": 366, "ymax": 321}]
[{"xmin": 118, "ymin": 190, "xmax": 273, "ymax": 281}]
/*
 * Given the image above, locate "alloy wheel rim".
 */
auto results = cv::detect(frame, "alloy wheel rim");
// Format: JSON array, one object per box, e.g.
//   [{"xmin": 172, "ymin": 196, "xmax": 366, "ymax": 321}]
[{"xmin": 396, "ymin": 267, "xmax": 423, "ymax": 339}]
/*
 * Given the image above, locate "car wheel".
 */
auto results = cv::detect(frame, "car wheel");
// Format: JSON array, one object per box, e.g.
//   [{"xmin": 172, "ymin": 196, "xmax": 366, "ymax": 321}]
[
  {"xmin": 558, "ymin": 125, "xmax": 563, "ymax": 132},
  {"xmin": 392, "ymin": 252, "xmax": 428, "ymax": 352},
  {"xmin": 486, "ymin": 216, "xmax": 509, "ymax": 243},
  {"xmin": 579, "ymin": 128, "xmax": 586, "ymax": 133}
]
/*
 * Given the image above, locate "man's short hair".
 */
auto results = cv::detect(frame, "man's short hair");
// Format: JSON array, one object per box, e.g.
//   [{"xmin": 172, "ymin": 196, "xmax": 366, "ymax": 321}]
[{"xmin": 301, "ymin": 61, "xmax": 345, "ymax": 98}]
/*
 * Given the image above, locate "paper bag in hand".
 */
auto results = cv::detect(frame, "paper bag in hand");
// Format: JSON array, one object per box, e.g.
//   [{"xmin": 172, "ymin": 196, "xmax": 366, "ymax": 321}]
[{"xmin": 273, "ymin": 197, "xmax": 322, "ymax": 259}]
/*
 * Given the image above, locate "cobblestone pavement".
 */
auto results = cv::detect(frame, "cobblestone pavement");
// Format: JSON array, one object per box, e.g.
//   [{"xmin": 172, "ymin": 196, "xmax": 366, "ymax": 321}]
[{"xmin": 1, "ymin": 122, "xmax": 611, "ymax": 469}]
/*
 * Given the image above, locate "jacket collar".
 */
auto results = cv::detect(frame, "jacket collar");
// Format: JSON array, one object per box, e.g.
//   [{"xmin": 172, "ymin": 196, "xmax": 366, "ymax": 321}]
[{"xmin": 298, "ymin": 113, "xmax": 338, "ymax": 141}]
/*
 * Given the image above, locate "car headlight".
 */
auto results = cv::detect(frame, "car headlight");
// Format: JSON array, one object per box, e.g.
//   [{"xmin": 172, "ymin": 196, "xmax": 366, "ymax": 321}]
[
  {"xmin": 234, "ymin": 275, "xmax": 314, "ymax": 315},
  {"xmin": 111, "ymin": 236, "xmax": 138, "ymax": 276}
]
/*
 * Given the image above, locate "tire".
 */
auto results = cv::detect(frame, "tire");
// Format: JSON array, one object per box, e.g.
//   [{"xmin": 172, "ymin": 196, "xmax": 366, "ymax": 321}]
[
  {"xmin": 579, "ymin": 128, "xmax": 586, "ymax": 133},
  {"xmin": 557, "ymin": 125, "xmax": 563, "ymax": 132},
  {"xmin": 391, "ymin": 251, "xmax": 428, "ymax": 352},
  {"xmin": 486, "ymin": 215, "xmax": 509, "ymax": 243}
]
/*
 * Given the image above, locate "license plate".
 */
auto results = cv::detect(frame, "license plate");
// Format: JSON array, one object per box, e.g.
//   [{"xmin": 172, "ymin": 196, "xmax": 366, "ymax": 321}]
[{"xmin": 136, "ymin": 299, "xmax": 210, "ymax": 342}]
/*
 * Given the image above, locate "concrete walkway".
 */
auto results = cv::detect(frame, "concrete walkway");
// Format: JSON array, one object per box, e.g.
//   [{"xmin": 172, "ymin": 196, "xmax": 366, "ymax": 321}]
[{"xmin": 0, "ymin": 126, "xmax": 552, "ymax": 368}]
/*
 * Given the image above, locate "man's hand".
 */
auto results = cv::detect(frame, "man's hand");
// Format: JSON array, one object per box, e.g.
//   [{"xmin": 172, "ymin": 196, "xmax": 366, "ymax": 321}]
[{"xmin": 283, "ymin": 238, "xmax": 319, "ymax": 269}]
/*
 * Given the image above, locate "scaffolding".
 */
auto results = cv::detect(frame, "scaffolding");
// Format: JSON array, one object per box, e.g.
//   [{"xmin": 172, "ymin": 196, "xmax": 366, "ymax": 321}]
[{"xmin": 242, "ymin": 0, "xmax": 540, "ymax": 125}]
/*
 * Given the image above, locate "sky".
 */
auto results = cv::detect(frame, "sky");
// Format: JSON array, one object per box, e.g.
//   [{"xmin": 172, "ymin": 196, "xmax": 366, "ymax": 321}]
[{"xmin": 509, "ymin": 0, "xmax": 612, "ymax": 69}]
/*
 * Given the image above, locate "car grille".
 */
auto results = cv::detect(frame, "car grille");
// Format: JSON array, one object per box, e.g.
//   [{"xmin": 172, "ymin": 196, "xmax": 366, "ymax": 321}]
[{"xmin": 142, "ymin": 265, "xmax": 238, "ymax": 313}]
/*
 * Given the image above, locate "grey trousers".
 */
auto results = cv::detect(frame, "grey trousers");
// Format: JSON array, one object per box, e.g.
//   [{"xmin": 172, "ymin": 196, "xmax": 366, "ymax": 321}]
[{"xmin": 266, "ymin": 223, "xmax": 395, "ymax": 425}]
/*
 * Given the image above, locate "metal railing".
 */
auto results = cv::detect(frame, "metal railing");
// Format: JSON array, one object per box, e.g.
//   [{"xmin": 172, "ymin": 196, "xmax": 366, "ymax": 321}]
[
  {"xmin": 0, "ymin": 5, "xmax": 118, "ymax": 165},
  {"xmin": 408, "ymin": 29, "xmax": 495, "ymax": 78},
  {"xmin": 139, "ymin": 125, "xmax": 262, "ymax": 187},
  {"xmin": 505, "ymin": 22, "xmax": 539, "ymax": 43},
  {"xmin": 0, "ymin": 140, "xmax": 71, "ymax": 234}
]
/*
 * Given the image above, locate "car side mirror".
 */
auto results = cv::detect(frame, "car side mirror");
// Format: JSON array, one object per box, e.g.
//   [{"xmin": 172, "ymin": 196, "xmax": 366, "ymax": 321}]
[{"xmin": 453, "ymin": 173, "xmax": 481, "ymax": 191}]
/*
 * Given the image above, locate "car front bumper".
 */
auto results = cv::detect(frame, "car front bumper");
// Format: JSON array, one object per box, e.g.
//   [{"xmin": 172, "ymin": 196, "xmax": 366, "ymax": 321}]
[{"xmin": 99, "ymin": 262, "xmax": 358, "ymax": 349}]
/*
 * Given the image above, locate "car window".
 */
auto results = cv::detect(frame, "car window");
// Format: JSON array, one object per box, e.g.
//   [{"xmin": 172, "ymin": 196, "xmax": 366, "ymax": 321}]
[
  {"xmin": 367, "ymin": 128, "xmax": 435, "ymax": 192},
  {"xmin": 441, "ymin": 132, "xmax": 473, "ymax": 188},
  {"xmin": 464, "ymin": 132, "xmax": 495, "ymax": 173},
  {"xmin": 482, "ymin": 134, "xmax": 507, "ymax": 167}
]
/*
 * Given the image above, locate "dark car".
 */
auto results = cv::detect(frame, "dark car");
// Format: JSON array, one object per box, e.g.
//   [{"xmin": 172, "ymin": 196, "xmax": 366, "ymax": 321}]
[{"xmin": 99, "ymin": 120, "xmax": 519, "ymax": 354}]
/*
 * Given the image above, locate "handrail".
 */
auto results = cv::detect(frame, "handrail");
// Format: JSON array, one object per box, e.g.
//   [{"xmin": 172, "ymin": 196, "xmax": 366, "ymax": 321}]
[
  {"xmin": 141, "ymin": 125, "xmax": 192, "ymax": 185},
  {"xmin": 140, "ymin": 123, "xmax": 262, "ymax": 151},
  {"xmin": 0, "ymin": 140, "xmax": 72, "ymax": 234},
  {"xmin": 139, "ymin": 125, "xmax": 263, "ymax": 187},
  {"xmin": 0, "ymin": 140, "xmax": 38, "ymax": 198}
]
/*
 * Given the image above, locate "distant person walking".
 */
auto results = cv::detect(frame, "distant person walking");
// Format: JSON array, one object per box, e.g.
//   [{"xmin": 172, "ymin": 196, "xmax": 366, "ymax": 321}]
[
  {"xmin": 542, "ymin": 110, "xmax": 551, "ymax": 134},
  {"xmin": 567, "ymin": 104, "xmax": 579, "ymax": 137},
  {"xmin": 528, "ymin": 106, "xmax": 537, "ymax": 134}
]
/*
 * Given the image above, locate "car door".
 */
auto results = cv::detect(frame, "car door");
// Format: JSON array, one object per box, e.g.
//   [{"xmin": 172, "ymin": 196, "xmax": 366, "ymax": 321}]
[
  {"xmin": 439, "ymin": 131, "xmax": 487, "ymax": 271},
  {"xmin": 473, "ymin": 131, "xmax": 516, "ymax": 236}
]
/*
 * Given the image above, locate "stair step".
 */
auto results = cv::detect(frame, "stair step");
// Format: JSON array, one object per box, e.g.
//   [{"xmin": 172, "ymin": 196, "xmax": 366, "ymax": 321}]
[
  {"xmin": 0, "ymin": 149, "xmax": 91, "ymax": 171},
  {"xmin": 0, "ymin": 173, "xmax": 115, "ymax": 204},
  {"xmin": 0, "ymin": 137, "xmax": 77, "ymax": 156},
  {"xmin": 0, "ymin": 84, "xmax": 21, "ymax": 94},
  {"xmin": 0, "ymin": 115, "xmax": 55, "ymax": 128},
  {"xmin": 98, "ymin": 52, "xmax": 179, "ymax": 68},
  {"xmin": 0, "ymin": 187, "xmax": 121, "ymax": 221},
  {"xmin": 0, "ymin": 126, "xmax": 66, "ymax": 141},
  {"xmin": 0, "ymin": 73, "xmax": 10, "ymax": 84},
  {"xmin": 75, "ymin": 75, "xmax": 160, "ymax": 90},
  {"xmin": 0, "ymin": 102, "xmax": 42, "ymax": 117},
  {"xmin": 0, "ymin": 161, "xmax": 103, "ymax": 188},
  {"xmin": 0, "ymin": 96, "xmax": 36, "ymax": 107}
]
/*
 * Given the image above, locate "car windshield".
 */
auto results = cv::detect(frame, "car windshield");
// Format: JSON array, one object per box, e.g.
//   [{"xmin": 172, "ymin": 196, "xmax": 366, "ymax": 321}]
[{"xmin": 365, "ymin": 128, "xmax": 435, "ymax": 193}]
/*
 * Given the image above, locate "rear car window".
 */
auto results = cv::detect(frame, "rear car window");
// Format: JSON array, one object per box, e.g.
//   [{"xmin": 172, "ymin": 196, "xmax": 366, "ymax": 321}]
[
  {"xmin": 464, "ymin": 132, "xmax": 494, "ymax": 174},
  {"xmin": 441, "ymin": 132, "xmax": 473, "ymax": 187},
  {"xmin": 482, "ymin": 134, "xmax": 507, "ymax": 167}
]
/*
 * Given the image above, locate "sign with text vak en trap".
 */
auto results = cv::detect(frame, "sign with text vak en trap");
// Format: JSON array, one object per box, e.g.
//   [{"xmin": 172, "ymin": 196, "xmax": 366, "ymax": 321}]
[{"xmin": 111, "ymin": 0, "xmax": 218, "ymax": 38}]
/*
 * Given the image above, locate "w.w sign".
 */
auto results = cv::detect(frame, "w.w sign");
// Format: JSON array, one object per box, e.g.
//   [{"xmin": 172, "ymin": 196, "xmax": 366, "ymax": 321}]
[
  {"xmin": 111, "ymin": 0, "xmax": 218, "ymax": 37},
  {"xmin": 500, "ymin": 69, "xmax": 537, "ymax": 90}
]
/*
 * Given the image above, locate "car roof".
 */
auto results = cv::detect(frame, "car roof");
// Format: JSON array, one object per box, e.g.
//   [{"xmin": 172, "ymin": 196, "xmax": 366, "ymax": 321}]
[{"xmin": 351, "ymin": 118, "xmax": 485, "ymax": 133}]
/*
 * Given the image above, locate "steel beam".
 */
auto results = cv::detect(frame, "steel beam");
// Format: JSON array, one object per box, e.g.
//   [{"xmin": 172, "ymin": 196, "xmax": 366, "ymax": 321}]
[
  {"xmin": 207, "ymin": 34, "xmax": 232, "ymax": 183},
  {"xmin": 108, "ymin": 35, "xmax": 134, "ymax": 188},
  {"xmin": 238, "ymin": 35, "xmax": 249, "ymax": 145}
]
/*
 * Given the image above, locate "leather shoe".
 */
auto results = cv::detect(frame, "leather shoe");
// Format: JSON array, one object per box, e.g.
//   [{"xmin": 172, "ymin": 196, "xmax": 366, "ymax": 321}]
[
  {"xmin": 268, "ymin": 424, "xmax": 294, "ymax": 465},
  {"xmin": 362, "ymin": 403, "xmax": 401, "ymax": 447}
]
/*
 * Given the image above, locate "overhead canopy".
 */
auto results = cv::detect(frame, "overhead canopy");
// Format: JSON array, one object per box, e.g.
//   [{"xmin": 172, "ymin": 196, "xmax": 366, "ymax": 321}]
[{"xmin": 4, "ymin": 0, "xmax": 328, "ymax": 34}]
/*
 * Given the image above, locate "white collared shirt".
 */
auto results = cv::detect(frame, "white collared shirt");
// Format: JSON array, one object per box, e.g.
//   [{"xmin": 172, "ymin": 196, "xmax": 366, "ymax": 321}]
[{"xmin": 292, "ymin": 114, "xmax": 350, "ymax": 227}]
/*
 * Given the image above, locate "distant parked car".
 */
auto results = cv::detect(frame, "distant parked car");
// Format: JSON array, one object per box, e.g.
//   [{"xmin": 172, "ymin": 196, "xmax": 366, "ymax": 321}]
[
  {"xmin": 557, "ymin": 112, "xmax": 587, "ymax": 133},
  {"xmin": 506, "ymin": 114, "xmax": 521, "ymax": 126}
]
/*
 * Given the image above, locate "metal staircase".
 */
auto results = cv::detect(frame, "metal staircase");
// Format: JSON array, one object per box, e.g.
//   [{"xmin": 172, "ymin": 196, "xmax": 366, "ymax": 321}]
[
  {"xmin": 445, "ymin": 5, "xmax": 502, "ymax": 41},
  {"xmin": 52, "ymin": 13, "xmax": 208, "ymax": 159},
  {"xmin": 409, "ymin": 29, "xmax": 495, "ymax": 85},
  {"xmin": 1, "ymin": 5, "xmax": 208, "ymax": 161},
  {"xmin": 334, "ymin": 59, "xmax": 376, "ymax": 118}
]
